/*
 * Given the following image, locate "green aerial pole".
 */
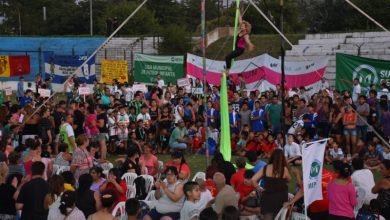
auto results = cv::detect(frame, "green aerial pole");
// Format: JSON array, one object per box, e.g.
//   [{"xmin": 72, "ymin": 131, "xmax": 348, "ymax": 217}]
[{"xmin": 220, "ymin": 0, "xmax": 240, "ymax": 162}]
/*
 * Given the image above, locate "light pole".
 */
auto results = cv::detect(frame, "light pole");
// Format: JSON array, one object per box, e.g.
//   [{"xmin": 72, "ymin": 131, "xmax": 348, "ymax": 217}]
[
  {"xmin": 280, "ymin": 0, "xmax": 285, "ymax": 134},
  {"xmin": 90, "ymin": 0, "xmax": 93, "ymax": 36}
]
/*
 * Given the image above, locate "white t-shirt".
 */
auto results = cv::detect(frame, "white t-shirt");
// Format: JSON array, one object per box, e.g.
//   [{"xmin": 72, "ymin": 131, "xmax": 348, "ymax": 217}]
[
  {"xmin": 329, "ymin": 148, "xmax": 344, "ymax": 159},
  {"xmin": 353, "ymin": 84, "xmax": 361, "ymax": 102},
  {"xmin": 158, "ymin": 79, "xmax": 165, "ymax": 89},
  {"xmin": 284, "ymin": 142, "xmax": 301, "ymax": 159},
  {"xmin": 174, "ymin": 105, "xmax": 184, "ymax": 123},
  {"xmin": 288, "ymin": 120, "xmax": 304, "ymax": 135},
  {"xmin": 351, "ymin": 169, "xmax": 377, "ymax": 204},
  {"xmin": 196, "ymin": 189, "xmax": 213, "ymax": 211},
  {"xmin": 136, "ymin": 113, "xmax": 151, "ymax": 122},
  {"xmin": 180, "ymin": 200, "xmax": 201, "ymax": 220},
  {"xmin": 65, "ymin": 123, "xmax": 75, "ymax": 138}
]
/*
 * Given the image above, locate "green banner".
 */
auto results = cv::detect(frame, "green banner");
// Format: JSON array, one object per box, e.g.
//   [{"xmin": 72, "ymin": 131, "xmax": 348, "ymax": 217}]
[
  {"xmin": 134, "ymin": 54, "xmax": 184, "ymax": 85},
  {"xmin": 336, "ymin": 53, "xmax": 390, "ymax": 92}
]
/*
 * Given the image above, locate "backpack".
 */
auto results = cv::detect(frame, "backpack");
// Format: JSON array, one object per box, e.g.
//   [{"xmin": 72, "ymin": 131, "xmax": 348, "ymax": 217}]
[
  {"xmin": 356, "ymin": 206, "xmax": 378, "ymax": 220},
  {"xmin": 134, "ymin": 176, "xmax": 147, "ymax": 200}
]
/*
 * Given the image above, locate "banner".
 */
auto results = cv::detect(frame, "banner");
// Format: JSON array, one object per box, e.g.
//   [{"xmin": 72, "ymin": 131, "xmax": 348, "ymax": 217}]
[
  {"xmin": 186, "ymin": 53, "xmax": 328, "ymax": 92},
  {"xmin": 134, "ymin": 54, "xmax": 184, "ymax": 85},
  {"xmin": 38, "ymin": 88, "xmax": 51, "ymax": 98},
  {"xmin": 177, "ymin": 78, "xmax": 190, "ymax": 88},
  {"xmin": 101, "ymin": 60, "xmax": 128, "ymax": 84},
  {"xmin": 0, "ymin": 55, "xmax": 30, "ymax": 77},
  {"xmin": 302, "ymin": 140, "xmax": 327, "ymax": 208},
  {"xmin": 43, "ymin": 52, "xmax": 96, "ymax": 84},
  {"xmin": 336, "ymin": 53, "xmax": 390, "ymax": 92}
]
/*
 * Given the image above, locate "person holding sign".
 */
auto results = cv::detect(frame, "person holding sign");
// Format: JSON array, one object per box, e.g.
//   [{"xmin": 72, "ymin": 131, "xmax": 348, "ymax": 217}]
[{"xmin": 225, "ymin": 11, "xmax": 254, "ymax": 75}]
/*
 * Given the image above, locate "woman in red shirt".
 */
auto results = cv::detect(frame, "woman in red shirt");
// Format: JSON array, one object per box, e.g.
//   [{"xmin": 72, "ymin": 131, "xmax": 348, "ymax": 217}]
[
  {"xmin": 165, "ymin": 151, "xmax": 191, "ymax": 181},
  {"xmin": 99, "ymin": 168, "xmax": 127, "ymax": 205}
]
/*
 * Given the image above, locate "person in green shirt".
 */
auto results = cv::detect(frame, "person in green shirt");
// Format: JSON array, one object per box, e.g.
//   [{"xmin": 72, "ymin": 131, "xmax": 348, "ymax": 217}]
[
  {"xmin": 129, "ymin": 93, "xmax": 145, "ymax": 116},
  {"xmin": 59, "ymin": 114, "xmax": 77, "ymax": 153},
  {"xmin": 266, "ymin": 96, "xmax": 282, "ymax": 134},
  {"xmin": 169, "ymin": 120, "xmax": 190, "ymax": 150}
]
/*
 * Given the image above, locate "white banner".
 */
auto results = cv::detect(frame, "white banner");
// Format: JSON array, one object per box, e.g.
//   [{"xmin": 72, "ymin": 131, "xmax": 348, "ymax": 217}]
[
  {"xmin": 78, "ymin": 86, "xmax": 91, "ymax": 96},
  {"xmin": 38, "ymin": 88, "xmax": 51, "ymax": 98},
  {"xmin": 302, "ymin": 139, "xmax": 327, "ymax": 208},
  {"xmin": 4, "ymin": 87, "xmax": 12, "ymax": 96},
  {"xmin": 132, "ymin": 83, "xmax": 148, "ymax": 93},
  {"xmin": 177, "ymin": 78, "xmax": 190, "ymax": 88}
]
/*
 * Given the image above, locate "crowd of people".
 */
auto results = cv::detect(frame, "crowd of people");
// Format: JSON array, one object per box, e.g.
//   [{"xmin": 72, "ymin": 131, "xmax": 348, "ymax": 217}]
[{"xmin": 0, "ymin": 74, "xmax": 389, "ymax": 220}]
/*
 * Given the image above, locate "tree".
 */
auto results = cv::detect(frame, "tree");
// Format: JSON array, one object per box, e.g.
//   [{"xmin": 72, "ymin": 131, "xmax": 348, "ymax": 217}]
[{"xmin": 159, "ymin": 24, "xmax": 192, "ymax": 55}]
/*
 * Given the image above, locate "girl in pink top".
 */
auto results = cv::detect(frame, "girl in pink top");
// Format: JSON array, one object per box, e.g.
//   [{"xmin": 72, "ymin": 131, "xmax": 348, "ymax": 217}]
[
  {"xmin": 84, "ymin": 105, "xmax": 99, "ymax": 138},
  {"xmin": 327, "ymin": 163, "xmax": 357, "ymax": 219},
  {"xmin": 139, "ymin": 144, "xmax": 159, "ymax": 177}
]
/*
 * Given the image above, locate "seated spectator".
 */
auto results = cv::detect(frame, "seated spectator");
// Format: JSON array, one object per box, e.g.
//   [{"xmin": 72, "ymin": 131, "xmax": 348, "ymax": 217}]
[
  {"xmin": 50, "ymin": 191, "xmax": 85, "ymax": 220},
  {"xmin": 87, "ymin": 191, "xmax": 116, "ymax": 220},
  {"xmin": 246, "ymin": 151, "xmax": 267, "ymax": 173},
  {"xmin": 90, "ymin": 167, "xmax": 106, "ymax": 193},
  {"xmin": 144, "ymin": 166, "xmax": 185, "ymax": 220},
  {"xmin": 260, "ymin": 133, "xmax": 276, "ymax": 159},
  {"xmin": 54, "ymin": 143, "xmax": 72, "ymax": 166},
  {"xmin": 139, "ymin": 143, "xmax": 158, "ymax": 177},
  {"xmin": 199, "ymin": 207, "xmax": 218, "ymax": 220},
  {"xmin": 326, "ymin": 141, "xmax": 344, "ymax": 163},
  {"xmin": 181, "ymin": 181, "xmax": 201, "ymax": 220},
  {"xmin": 126, "ymin": 198, "xmax": 141, "ymax": 220},
  {"xmin": 284, "ymin": 134, "xmax": 302, "ymax": 165},
  {"xmin": 194, "ymin": 178, "xmax": 213, "ymax": 210},
  {"xmin": 165, "ymin": 151, "xmax": 191, "ymax": 181},
  {"xmin": 222, "ymin": 206, "xmax": 240, "ymax": 220},
  {"xmin": 364, "ymin": 141, "xmax": 381, "ymax": 170},
  {"xmin": 230, "ymin": 158, "xmax": 247, "ymax": 191},
  {"xmin": 351, "ymin": 158, "xmax": 377, "ymax": 205},
  {"xmin": 237, "ymin": 170, "xmax": 260, "ymax": 217},
  {"xmin": 169, "ymin": 119, "xmax": 191, "ymax": 150},
  {"xmin": 207, "ymin": 172, "xmax": 238, "ymax": 217},
  {"xmin": 99, "ymin": 168, "xmax": 127, "ymax": 206},
  {"xmin": 118, "ymin": 146, "xmax": 142, "ymax": 176},
  {"xmin": 76, "ymin": 173, "xmax": 101, "ymax": 218}
]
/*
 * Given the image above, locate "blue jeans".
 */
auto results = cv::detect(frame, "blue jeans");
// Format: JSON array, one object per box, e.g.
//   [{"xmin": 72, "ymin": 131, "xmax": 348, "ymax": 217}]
[
  {"xmin": 170, "ymin": 142, "xmax": 187, "ymax": 150},
  {"xmin": 356, "ymin": 125, "xmax": 368, "ymax": 141}
]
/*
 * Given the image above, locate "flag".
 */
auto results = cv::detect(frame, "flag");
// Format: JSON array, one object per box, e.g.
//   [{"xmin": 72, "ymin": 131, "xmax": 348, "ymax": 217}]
[
  {"xmin": 0, "ymin": 55, "xmax": 30, "ymax": 77},
  {"xmin": 220, "ymin": 72, "xmax": 231, "ymax": 161},
  {"xmin": 302, "ymin": 139, "xmax": 327, "ymax": 208}
]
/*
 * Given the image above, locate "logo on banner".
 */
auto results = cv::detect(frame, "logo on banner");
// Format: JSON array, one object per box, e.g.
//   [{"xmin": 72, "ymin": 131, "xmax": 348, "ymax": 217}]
[
  {"xmin": 310, "ymin": 160, "xmax": 321, "ymax": 179},
  {"xmin": 352, "ymin": 64, "xmax": 378, "ymax": 88}
]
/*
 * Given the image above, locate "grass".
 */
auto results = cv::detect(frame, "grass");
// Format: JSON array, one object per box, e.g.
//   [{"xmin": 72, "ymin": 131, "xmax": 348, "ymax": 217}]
[{"xmin": 109, "ymin": 154, "xmax": 383, "ymax": 194}]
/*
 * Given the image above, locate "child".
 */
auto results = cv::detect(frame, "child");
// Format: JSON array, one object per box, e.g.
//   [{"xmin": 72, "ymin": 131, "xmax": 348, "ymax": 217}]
[
  {"xmin": 157, "ymin": 128, "xmax": 169, "ymax": 154},
  {"xmin": 383, "ymin": 146, "xmax": 390, "ymax": 160},
  {"xmin": 125, "ymin": 198, "xmax": 140, "ymax": 220},
  {"xmin": 328, "ymin": 141, "xmax": 344, "ymax": 162},
  {"xmin": 238, "ymin": 170, "xmax": 261, "ymax": 217},
  {"xmin": 180, "ymin": 181, "xmax": 201, "ymax": 220},
  {"xmin": 364, "ymin": 141, "xmax": 381, "ymax": 170},
  {"xmin": 225, "ymin": 11, "xmax": 254, "ymax": 74}
]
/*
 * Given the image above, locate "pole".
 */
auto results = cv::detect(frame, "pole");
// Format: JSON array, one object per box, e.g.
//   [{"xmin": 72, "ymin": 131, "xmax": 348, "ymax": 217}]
[
  {"xmin": 43, "ymin": 7, "xmax": 47, "ymax": 22},
  {"xmin": 280, "ymin": 0, "xmax": 285, "ymax": 135},
  {"xmin": 18, "ymin": 8, "xmax": 21, "ymax": 36},
  {"xmin": 90, "ymin": 0, "xmax": 93, "ymax": 36},
  {"xmin": 201, "ymin": 0, "xmax": 209, "ymax": 166}
]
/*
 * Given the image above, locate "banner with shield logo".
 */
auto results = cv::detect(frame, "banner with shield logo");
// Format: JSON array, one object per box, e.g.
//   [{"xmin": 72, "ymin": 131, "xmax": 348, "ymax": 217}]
[{"xmin": 336, "ymin": 53, "xmax": 390, "ymax": 92}]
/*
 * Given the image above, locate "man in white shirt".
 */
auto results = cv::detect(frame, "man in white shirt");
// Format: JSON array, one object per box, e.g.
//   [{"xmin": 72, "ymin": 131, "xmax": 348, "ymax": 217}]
[
  {"xmin": 157, "ymin": 73, "xmax": 165, "ymax": 89},
  {"xmin": 351, "ymin": 158, "xmax": 377, "ymax": 205},
  {"xmin": 352, "ymin": 78, "xmax": 361, "ymax": 103},
  {"xmin": 284, "ymin": 134, "xmax": 302, "ymax": 165}
]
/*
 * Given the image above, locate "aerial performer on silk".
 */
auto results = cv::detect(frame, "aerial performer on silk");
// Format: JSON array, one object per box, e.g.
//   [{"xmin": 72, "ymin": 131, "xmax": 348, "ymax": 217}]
[{"xmin": 225, "ymin": 10, "xmax": 255, "ymax": 75}]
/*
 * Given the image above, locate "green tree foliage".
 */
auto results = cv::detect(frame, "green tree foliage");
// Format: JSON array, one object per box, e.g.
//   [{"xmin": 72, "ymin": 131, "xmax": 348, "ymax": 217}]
[{"xmin": 159, "ymin": 24, "xmax": 192, "ymax": 55}]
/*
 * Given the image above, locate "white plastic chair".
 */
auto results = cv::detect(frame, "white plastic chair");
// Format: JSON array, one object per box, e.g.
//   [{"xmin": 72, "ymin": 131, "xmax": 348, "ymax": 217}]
[
  {"xmin": 192, "ymin": 171, "xmax": 206, "ymax": 181},
  {"xmin": 101, "ymin": 162, "xmax": 114, "ymax": 177},
  {"xmin": 111, "ymin": 201, "xmax": 127, "ymax": 219},
  {"xmin": 121, "ymin": 173, "xmax": 138, "ymax": 186},
  {"xmin": 126, "ymin": 184, "xmax": 136, "ymax": 199},
  {"xmin": 141, "ymin": 190, "xmax": 157, "ymax": 209},
  {"xmin": 291, "ymin": 212, "xmax": 310, "ymax": 220},
  {"xmin": 274, "ymin": 207, "xmax": 289, "ymax": 220},
  {"xmin": 141, "ymin": 175, "xmax": 154, "ymax": 194},
  {"xmin": 56, "ymin": 165, "xmax": 70, "ymax": 175}
]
